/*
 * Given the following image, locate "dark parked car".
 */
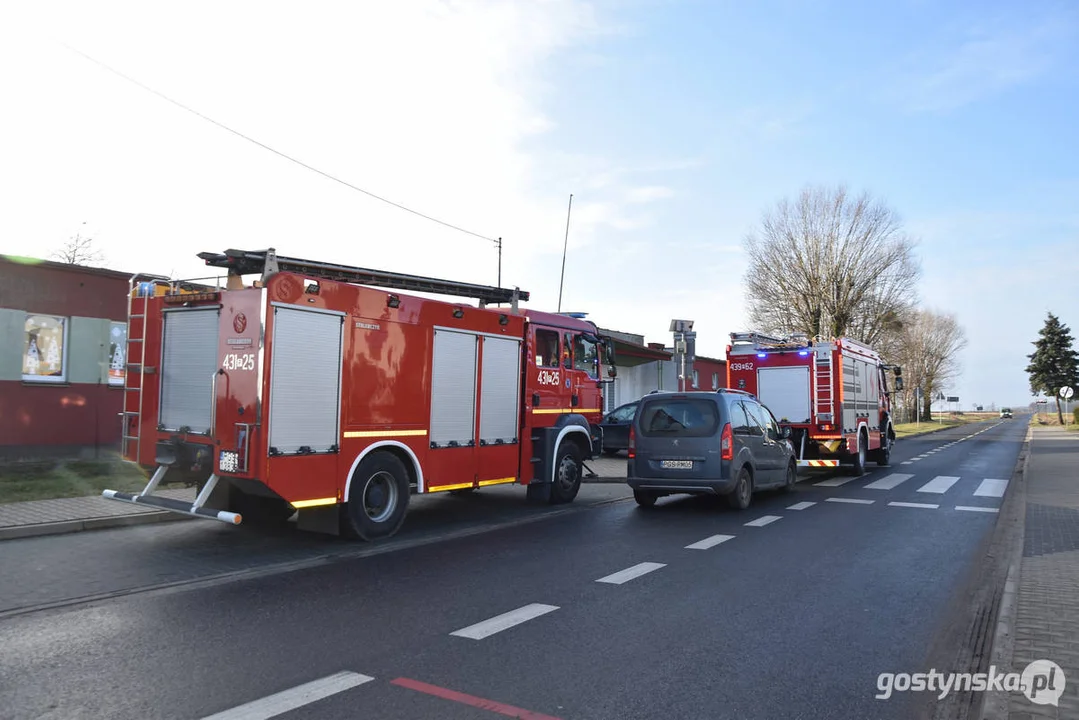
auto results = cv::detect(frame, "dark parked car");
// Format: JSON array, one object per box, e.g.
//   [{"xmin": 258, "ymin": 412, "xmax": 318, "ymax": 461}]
[
  {"xmin": 626, "ymin": 389, "xmax": 797, "ymax": 510},
  {"xmin": 599, "ymin": 401, "xmax": 638, "ymax": 455}
]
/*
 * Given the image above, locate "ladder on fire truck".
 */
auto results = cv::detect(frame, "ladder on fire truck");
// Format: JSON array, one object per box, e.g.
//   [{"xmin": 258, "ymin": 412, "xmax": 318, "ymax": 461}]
[
  {"xmin": 120, "ymin": 273, "xmax": 171, "ymax": 466},
  {"xmin": 197, "ymin": 248, "xmax": 530, "ymax": 308},
  {"xmin": 813, "ymin": 348, "xmax": 835, "ymax": 423}
]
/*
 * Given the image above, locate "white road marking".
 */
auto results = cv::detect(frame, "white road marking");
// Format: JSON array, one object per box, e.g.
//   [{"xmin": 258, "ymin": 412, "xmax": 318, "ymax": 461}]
[
  {"xmin": 814, "ymin": 476, "xmax": 859, "ymax": 487},
  {"xmin": 956, "ymin": 505, "xmax": 999, "ymax": 513},
  {"xmin": 745, "ymin": 515, "xmax": 782, "ymax": 527},
  {"xmin": 826, "ymin": 497, "xmax": 874, "ymax": 505},
  {"xmin": 974, "ymin": 478, "xmax": 1009, "ymax": 498},
  {"xmin": 201, "ymin": 671, "xmax": 374, "ymax": 720},
  {"xmin": 917, "ymin": 476, "xmax": 960, "ymax": 494},
  {"xmin": 596, "ymin": 562, "xmax": 666, "ymax": 585},
  {"xmin": 787, "ymin": 501, "xmax": 817, "ymax": 510},
  {"xmin": 864, "ymin": 473, "xmax": 914, "ymax": 490},
  {"xmin": 450, "ymin": 603, "xmax": 559, "ymax": 639},
  {"xmin": 889, "ymin": 501, "xmax": 939, "ymax": 509},
  {"xmin": 685, "ymin": 534, "xmax": 735, "ymax": 550},
  {"xmin": 901, "ymin": 461, "xmax": 914, "ymax": 465}
]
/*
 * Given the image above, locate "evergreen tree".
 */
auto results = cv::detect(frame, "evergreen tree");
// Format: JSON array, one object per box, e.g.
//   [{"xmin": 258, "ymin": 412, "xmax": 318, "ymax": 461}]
[{"xmin": 1026, "ymin": 312, "xmax": 1079, "ymax": 424}]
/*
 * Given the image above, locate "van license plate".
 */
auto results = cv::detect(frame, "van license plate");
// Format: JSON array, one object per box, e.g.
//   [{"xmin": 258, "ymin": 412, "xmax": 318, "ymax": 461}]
[{"xmin": 661, "ymin": 460, "xmax": 693, "ymax": 469}]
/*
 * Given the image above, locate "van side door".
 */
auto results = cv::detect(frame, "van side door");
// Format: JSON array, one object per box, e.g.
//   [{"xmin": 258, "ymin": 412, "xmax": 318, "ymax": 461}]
[{"xmin": 743, "ymin": 399, "xmax": 783, "ymax": 486}]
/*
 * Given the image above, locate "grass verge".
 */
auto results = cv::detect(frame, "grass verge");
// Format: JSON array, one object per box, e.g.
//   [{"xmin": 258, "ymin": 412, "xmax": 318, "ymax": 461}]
[
  {"xmin": 0, "ymin": 458, "xmax": 156, "ymax": 504},
  {"xmin": 894, "ymin": 417, "xmax": 974, "ymax": 438}
]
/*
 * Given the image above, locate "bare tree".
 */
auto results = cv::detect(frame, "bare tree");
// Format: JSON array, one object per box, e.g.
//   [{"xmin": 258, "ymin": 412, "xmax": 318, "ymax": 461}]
[
  {"xmin": 891, "ymin": 309, "xmax": 968, "ymax": 420},
  {"xmin": 52, "ymin": 226, "xmax": 105, "ymax": 266},
  {"xmin": 743, "ymin": 184, "xmax": 921, "ymax": 345}
]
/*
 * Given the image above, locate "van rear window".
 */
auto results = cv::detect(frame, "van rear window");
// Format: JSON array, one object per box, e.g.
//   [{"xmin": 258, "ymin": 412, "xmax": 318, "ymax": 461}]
[{"xmin": 637, "ymin": 398, "xmax": 719, "ymax": 437}]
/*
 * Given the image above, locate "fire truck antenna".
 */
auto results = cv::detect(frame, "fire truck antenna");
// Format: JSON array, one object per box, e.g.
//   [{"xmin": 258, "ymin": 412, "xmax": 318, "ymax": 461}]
[{"xmin": 558, "ymin": 193, "xmax": 573, "ymax": 312}]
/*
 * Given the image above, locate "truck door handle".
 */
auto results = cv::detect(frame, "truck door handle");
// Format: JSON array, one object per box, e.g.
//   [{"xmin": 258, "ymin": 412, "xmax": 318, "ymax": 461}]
[
  {"xmin": 532, "ymin": 393, "xmax": 541, "ymax": 406},
  {"xmin": 571, "ymin": 394, "xmax": 579, "ymax": 407}
]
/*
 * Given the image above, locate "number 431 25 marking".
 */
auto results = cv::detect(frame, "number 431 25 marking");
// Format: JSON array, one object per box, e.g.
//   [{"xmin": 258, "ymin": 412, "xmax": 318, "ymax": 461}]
[{"xmin": 223, "ymin": 352, "xmax": 255, "ymax": 371}]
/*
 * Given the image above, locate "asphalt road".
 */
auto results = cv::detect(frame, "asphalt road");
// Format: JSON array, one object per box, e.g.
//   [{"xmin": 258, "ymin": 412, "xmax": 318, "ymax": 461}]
[{"xmin": 0, "ymin": 418, "xmax": 1025, "ymax": 720}]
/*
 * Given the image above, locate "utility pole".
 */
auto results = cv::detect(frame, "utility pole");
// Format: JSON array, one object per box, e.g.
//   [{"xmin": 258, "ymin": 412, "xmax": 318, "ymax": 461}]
[
  {"xmin": 557, "ymin": 194, "xmax": 573, "ymax": 313},
  {"xmin": 496, "ymin": 237, "xmax": 502, "ymax": 288}
]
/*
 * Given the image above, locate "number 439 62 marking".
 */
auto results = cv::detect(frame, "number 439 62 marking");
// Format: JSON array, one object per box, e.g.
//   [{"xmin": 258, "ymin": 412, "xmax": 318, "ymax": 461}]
[{"xmin": 223, "ymin": 352, "xmax": 255, "ymax": 371}]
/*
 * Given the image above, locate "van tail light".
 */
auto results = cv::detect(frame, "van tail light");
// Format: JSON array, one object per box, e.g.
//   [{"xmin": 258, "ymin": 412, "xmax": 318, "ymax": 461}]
[
  {"xmin": 720, "ymin": 422, "xmax": 733, "ymax": 461},
  {"xmin": 628, "ymin": 426, "xmax": 636, "ymax": 459}
]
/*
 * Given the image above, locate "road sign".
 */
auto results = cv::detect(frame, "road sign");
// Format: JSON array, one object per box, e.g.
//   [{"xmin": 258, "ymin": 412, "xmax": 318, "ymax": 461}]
[
  {"xmin": 1061, "ymin": 386, "xmax": 1074, "ymax": 400},
  {"xmin": 947, "ymin": 396, "xmax": 959, "ymax": 403}
]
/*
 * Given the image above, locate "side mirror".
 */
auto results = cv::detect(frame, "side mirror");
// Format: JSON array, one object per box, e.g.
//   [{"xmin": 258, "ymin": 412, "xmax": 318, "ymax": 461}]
[
  {"xmin": 608, "ymin": 366, "xmax": 617, "ymax": 378},
  {"xmin": 782, "ymin": 427, "xmax": 791, "ymax": 439},
  {"xmin": 895, "ymin": 376, "xmax": 904, "ymax": 391}
]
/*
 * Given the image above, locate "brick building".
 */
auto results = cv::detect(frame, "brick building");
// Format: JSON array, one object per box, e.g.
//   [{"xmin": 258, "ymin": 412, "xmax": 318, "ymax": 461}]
[{"xmin": 0, "ymin": 256, "xmax": 135, "ymax": 459}]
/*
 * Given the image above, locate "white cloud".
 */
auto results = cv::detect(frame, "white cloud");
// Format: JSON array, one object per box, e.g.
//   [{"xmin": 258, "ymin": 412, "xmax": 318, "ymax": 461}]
[
  {"xmin": 626, "ymin": 185, "xmax": 674, "ymax": 203},
  {"xmin": 0, "ymin": 0, "xmax": 646, "ymax": 291}
]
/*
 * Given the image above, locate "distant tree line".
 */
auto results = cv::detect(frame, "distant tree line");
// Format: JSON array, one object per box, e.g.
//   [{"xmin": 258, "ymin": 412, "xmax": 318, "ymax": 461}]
[{"xmin": 742, "ymin": 183, "xmax": 966, "ymax": 420}]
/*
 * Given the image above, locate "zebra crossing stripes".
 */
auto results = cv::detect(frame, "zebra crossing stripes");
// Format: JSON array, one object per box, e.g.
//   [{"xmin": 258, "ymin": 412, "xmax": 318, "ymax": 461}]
[
  {"xmin": 916, "ymin": 476, "xmax": 960, "ymax": 494},
  {"xmin": 864, "ymin": 473, "xmax": 914, "ymax": 490},
  {"xmin": 973, "ymin": 478, "xmax": 1009, "ymax": 498}
]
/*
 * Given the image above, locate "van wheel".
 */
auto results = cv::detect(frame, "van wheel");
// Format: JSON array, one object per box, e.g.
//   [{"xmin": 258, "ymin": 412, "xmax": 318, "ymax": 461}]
[
  {"xmin": 549, "ymin": 442, "xmax": 582, "ymax": 505},
  {"xmin": 634, "ymin": 489, "xmax": 658, "ymax": 508},
  {"xmin": 782, "ymin": 461, "xmax": 798, "ymax": 493},
  {"xmin": 342, "ymin": 452, "xmax": 410, "ymax": 541},
  {"xmin": 726, "ymin": 467, "xmax": 753, "ymax": 510}
]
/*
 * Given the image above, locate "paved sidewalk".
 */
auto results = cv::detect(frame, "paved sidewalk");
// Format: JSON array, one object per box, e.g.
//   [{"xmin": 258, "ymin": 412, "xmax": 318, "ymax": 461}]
[
  {"xmin": 0, "ymin": 486, "xmax": 196, "ymax": 540},
  {"xmin": 993, "ymin": 426, "xmax": 1079, "ymax": 718}
]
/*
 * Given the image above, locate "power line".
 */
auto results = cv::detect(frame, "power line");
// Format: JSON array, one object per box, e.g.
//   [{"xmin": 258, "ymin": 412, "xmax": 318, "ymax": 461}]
[{"xmin": 61, "ymin": 43, "xmax": 500, "ymax": 244}]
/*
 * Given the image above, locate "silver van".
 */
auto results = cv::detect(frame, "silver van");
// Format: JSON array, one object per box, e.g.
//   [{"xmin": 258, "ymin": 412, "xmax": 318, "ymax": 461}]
[{"xmin": 626, "ymin": 389, "xmax": 797, "ymax": 509}]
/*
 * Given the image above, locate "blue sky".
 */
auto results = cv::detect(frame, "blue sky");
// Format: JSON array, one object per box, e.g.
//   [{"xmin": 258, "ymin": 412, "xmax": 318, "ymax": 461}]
[{"xmin": 0, "ymin": 0, "xmax": 1075, "ymax": 408}]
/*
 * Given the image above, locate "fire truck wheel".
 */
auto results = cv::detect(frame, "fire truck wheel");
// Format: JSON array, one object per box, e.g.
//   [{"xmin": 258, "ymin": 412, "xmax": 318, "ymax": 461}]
[
  {"xmin": 549, "ymin": 442, "xmax": 583, "ymax": 505},
  {"xmin": 850, "ymin": 434, "xmax": 867, "ymax": 476},
  {"xmin": 726, "ymin": 467, "xmax": 753, "ymax": 510},
  {"xmin": 344, "ymin": 452, "xmax": 410, "ymax": 541},
  {"xmin": 874, "ymin": 434, "xmax": 891, "ymax": 467}
]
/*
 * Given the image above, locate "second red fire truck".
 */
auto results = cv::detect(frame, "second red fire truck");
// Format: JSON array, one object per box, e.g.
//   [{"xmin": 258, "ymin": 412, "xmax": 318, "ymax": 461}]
[
  {"xmin": 726, "ymin": 331, "xmax": 903, "ymax": 475},
  {"xmin": 103, "ymin": 248, "xmax": 617, "ymax": 540}
]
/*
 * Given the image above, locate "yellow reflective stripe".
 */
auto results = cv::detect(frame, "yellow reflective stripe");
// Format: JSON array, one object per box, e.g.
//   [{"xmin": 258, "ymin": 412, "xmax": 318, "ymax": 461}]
[
  {"xmin": 344, "ymin": 429, "xmax": 428, "ymax": 438},
  {"xmin": 430, "ymin": 482, "xmax": 475, "ymax": 492},
  {"xmin": 290, "ymin": 497, "xmax": 338, "ymax": 509},
  {"xmin": 532, "ymin": 408, "xmax": 602, "ymax": 415},
  {"xmin": 478, "ymin": 477, "xmax": 516, "ymax": 487}
]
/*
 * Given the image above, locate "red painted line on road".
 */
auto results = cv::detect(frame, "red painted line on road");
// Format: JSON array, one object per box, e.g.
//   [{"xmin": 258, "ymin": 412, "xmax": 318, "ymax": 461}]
[{"xmin": 390, "ymin": 677, "xmax": 563, "ymax": 719}]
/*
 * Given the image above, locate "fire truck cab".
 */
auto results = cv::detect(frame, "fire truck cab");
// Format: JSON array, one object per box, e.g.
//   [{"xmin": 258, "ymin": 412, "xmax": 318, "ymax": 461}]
[
  {"xmin": 726, "ymin": 331, "xmax": 903, "ymax": 475},
  {"xmin": 104, "ymin": 248, "xmax": 617, "ymax": 540}
]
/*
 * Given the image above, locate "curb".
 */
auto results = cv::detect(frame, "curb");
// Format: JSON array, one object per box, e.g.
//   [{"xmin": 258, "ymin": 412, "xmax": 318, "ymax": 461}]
[
  {"xmin": 974, "ymin": 424, "xmax": 1031, "ymax": 720},
  {"xmin": 0, "ymin": 509, "xmax": 193, "ymax": 541}
]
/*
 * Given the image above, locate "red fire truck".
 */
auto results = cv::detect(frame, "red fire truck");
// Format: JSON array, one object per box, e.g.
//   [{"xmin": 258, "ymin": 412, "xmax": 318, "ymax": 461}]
[
  {"xmin": 103, "ymin": 248, "xmax": 617, "ymax": 540},
  {"xmin": 725, "ymin": 331, "xmax": 903, "ymax": 475}
]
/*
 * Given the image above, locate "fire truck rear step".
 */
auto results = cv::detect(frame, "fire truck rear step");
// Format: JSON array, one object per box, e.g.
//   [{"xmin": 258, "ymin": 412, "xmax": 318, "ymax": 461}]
[{"xmin": 102, "ymin": 467, "xmax": 242, "ymax": 525}]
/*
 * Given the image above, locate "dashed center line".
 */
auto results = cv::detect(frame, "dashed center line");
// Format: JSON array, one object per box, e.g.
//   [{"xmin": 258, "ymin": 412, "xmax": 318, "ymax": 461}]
[
  {"xmin": 744, "ymin": 515, "xmax": 782, "ymax": 527},
  {"xmin": 826, "ymin": 497, "xmax": 874, "ymax": 505},
  {"xmin": 450, "ymin": 603, "xmax": 559, "ymax": 639},
  {"xmin": 201, "ymin": 671, "xmax": 374, "ymax": 720},
  {"xmin": 890, "ymin": 501, "xmax": 940, "ymax": 509},
  {"xmin": 787, "ymin": 501, "xmax": 817, "ymax": 510},
  {"xmin": 596, "ymin": 562, "xmax": 666, "ymax": 585},
  {"xmin": 956, "ymin": 506, "xmax": 999, "ymax": 513},
  {"xmin": 685, "ymin": 534, "xmax": 735, "ymax": 550}
]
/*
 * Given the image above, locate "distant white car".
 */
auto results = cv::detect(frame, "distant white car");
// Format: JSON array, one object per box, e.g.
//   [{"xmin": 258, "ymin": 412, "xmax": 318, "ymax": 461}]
[{"xmin": 1000, "ymin": 408, "xmax": 1013, "ymax": 419}]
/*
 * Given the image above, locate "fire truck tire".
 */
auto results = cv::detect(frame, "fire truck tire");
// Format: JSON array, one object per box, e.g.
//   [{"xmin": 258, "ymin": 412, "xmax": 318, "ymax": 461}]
[
  {"xmin": 850, "ymin": 434, "xmax": 867, "ymax": 476},
  {"xmin": 874, "ymin": 434, "xmax": 892, "ymax": 467},
  {"xmin": 549, "ymin": 441, "xmax": 583, "ymax": 505},
  {"xmin": 343, "ymin": 452, "xmax": 410, "ymax": 541},
  {"xmin": 726, "ymin": 467, "xmax": 753, "ymax": 510}
]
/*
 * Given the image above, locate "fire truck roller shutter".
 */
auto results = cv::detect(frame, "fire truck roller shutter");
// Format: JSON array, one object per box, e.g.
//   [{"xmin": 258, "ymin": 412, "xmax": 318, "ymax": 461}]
[
  {"xmin": 430, "ymin": 328, "xmax": 479, "ymax": 447},
  {"xmin": 267, "ymin": 305, "xmax": 344, "ymax": 455},
  {"xmin": 478, "ymin": 336, "xmax": 521, "ymax": 445},
  {"xmin": 159, "ymin": 307, "xmax": 220, "ymax": 434},
  {"xmin": 756, "ymin": 366, "xmax": 811, "ymax": 424}
]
